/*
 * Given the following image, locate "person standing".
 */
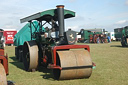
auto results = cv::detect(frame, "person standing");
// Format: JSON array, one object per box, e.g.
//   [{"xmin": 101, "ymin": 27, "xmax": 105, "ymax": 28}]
[{"xmin": 107, "ymin": 36, "xmax": 111, "ymax": 43}]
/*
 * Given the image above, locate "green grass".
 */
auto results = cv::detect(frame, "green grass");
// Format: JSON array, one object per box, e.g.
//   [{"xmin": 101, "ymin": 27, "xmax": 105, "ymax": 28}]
[{"xmin": 5, "ymin": 42, "xmax": 128, "ymax": 85}]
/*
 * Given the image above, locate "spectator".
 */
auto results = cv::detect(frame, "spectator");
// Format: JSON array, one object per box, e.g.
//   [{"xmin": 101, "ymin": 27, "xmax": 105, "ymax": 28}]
[
  {"xmin": 107, "ymin": 36, "xmax": 111, "ymax": 43},
  {"xmin": 97, "ymin": 37, "xmax": 100, "ymax": 43}
]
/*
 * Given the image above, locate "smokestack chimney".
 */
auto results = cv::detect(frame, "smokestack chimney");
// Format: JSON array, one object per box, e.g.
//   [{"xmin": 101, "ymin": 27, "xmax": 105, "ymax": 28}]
[{"xmin": 56, "ymin": 5, "xmax": 65, "ymax": 37}]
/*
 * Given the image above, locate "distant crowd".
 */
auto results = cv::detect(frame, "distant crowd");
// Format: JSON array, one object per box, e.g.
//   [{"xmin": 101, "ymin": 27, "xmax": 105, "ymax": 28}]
[{"xmin": 89, "ymin": 33, "xmax": 111, "ymax": 43}]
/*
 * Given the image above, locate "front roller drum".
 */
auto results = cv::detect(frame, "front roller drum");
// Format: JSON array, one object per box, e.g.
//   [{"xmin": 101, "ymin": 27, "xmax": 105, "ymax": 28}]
[
  {"xmin": 23, "ymin": 41, "xmax": 38, "ymax": 71},
  {"xmin": 0, "ymin": 63, "xmax": 7, "ymax": 85},
  {"xmin": 53, "ymin": 50, "xmax": 92, "ymax": 80}
]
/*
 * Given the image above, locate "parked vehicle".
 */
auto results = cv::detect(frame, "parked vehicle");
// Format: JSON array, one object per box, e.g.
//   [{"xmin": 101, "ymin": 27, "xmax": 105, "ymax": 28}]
[
  {"xmin": 0, "ymin": 29, "xmax": 8, "ymax": 85},
  {"xmin": 121, "ymin": 26, "xmax": 128, "ymax": 47},
  {"xmin": 2, "ymin": 29, "xmax": 17, "ymax": 46},
  {"xmin": 114, "ymin": 28, "xmax": 123, "ymax": 41},
  {"xmin": 107, "ymin": 32, "xmax": 116, "ymax": 41}
]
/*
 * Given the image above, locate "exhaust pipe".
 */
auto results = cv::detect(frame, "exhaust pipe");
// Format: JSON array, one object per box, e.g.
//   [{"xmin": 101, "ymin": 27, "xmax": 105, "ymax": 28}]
[{"xmin": 56, "ymin": 5, "xmax": 65, "ymax": 37}]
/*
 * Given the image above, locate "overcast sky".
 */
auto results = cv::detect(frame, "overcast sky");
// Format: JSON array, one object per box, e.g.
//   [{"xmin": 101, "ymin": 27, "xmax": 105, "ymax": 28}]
[{"xmin": 0, "ymin": 0, "xmax": 128, "ymax": 32}]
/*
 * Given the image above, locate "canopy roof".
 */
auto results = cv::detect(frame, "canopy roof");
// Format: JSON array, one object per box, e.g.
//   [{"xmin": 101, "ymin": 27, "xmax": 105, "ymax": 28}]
[
  {"xmin": 14, "ymin": 21, "xmax": 45, "ymax": 46},
  {"xmin": 20, "ymin": 9, "xmax": 75, "ymax": 23}
]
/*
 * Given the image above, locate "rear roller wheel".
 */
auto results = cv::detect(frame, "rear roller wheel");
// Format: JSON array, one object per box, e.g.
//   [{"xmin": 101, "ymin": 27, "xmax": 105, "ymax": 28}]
[
  {"xmin": 53, "ymin": 50, "xmax": 92, "ymax": 80},
  {"xmin": 23, "ymin": 41, "xmax": 38, "ymax": 71},
  {"xmin": 18, "ymin": 49, "xmax": 23, "ymax": 62},
  {"xmin": 15, "ymin": 47, "xmax": 19, "ymax": 59},
  {"xmin": 0, "ymin": 63, "xmax": 7, "ymax": 85}
]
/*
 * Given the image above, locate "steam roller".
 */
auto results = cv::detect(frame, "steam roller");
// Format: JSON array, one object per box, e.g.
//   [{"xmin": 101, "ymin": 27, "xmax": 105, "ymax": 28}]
[
  {"xmin": 0, "ymin": 30, "xmax": 8, "ymax": 85},
  {"xmin": 20, "ymin": 5, "xmax": 94, "ymax": 80}
]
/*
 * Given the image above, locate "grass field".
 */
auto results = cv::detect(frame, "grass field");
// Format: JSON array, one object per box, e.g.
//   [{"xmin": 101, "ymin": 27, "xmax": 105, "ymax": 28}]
[{"xmin": 5, "ymin": 41, "xmax": 128, "ymax": 85}]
